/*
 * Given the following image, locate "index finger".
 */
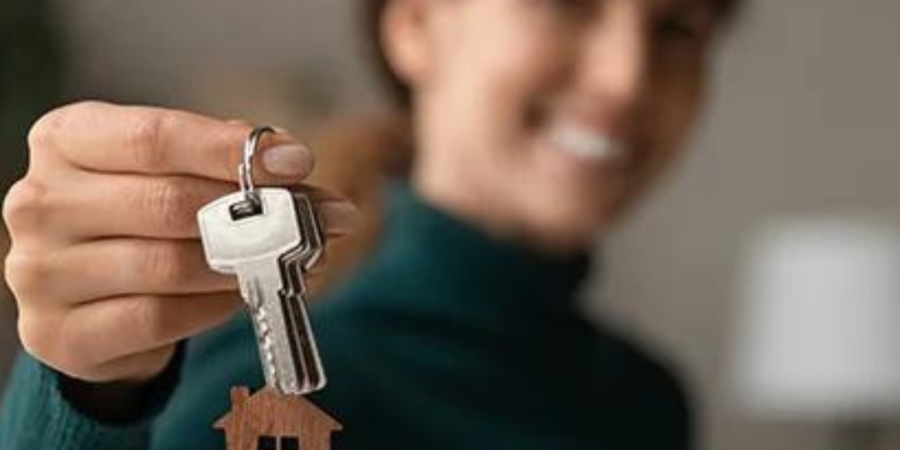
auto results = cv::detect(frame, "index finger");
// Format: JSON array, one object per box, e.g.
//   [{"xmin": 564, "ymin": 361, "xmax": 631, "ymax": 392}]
[{"xmin": 31, "ymin": 101, "xmax": 314, "ymax": 184}]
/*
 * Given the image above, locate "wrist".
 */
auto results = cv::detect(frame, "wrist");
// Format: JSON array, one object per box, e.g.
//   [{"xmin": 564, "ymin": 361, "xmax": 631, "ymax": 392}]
[{"xmin": 57, "ymin": 342, "xmax": 186, "ymax": 425}]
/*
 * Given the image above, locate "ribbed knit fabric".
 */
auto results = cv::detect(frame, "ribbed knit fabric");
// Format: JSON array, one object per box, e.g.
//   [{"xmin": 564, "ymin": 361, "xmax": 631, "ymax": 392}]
[{"xmin": 0, "ymin": 353, "xmax": 152, "ymax": 449}]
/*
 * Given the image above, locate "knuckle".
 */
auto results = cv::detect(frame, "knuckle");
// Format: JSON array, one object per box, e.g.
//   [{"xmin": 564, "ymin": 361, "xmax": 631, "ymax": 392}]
[
  {"xmin": 20, "ymin": 306, "xmax": 102, "ymax": 378},
  {"xmin": 27, "ymin": 118, "xmax": 54, "ymax": 154},
  {"xmin": 126, "ymin": 112, "xmax": 167, "ymax": 171},
  {"xmin": 2, "ymin": 180, "xmax": 48, "ymax": 234},
  {"xmin": 17, "ymin": 313, "xmax": 55, "ymax": 365},
  {"xmin": 56, "ymin": 316, "xmax": 103, "ymax": 376},
  {"xmin": 17, "ymin": 321, "xmax": 43, "ymax": 359},
  {"xmin": 27, "ymin": 109, "xmax": 64, "ymax": 153},
  {"xmin": 27, "ymin": 101, "xmax": 102, "ymax": 152},
  {"xmin": 4, "ymin": 251, "xmax": 50, "ymax": 300}
]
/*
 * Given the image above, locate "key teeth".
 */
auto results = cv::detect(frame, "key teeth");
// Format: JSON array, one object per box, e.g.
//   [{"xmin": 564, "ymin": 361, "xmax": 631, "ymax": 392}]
[{"xmin": 248, "ymin": 298, "xmax": 281, "ymax": 390}]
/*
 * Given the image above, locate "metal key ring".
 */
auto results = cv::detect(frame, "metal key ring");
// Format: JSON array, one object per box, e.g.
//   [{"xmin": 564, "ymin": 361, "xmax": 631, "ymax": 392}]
[{"xmin": 238, "ymin": 126, "xmax": 276, "ymax": 203}]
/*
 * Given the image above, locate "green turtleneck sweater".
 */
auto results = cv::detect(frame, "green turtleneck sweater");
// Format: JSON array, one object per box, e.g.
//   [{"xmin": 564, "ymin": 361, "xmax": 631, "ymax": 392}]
[{"xmin": 0, "ymin": 184, "xmax": 692, "ymax": 449}]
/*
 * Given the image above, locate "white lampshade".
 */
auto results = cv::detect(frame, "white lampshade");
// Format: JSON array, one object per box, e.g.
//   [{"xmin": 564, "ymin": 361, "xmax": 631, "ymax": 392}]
[{"xmin": 733, "ymin": 215, "xmax": 900, "ymax": 421}]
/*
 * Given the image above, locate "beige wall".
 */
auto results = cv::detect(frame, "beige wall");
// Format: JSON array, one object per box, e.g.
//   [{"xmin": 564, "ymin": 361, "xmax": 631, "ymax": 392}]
[
  {"xmin": 55, "ymin": 0, "xmax": 384, "ymax": 115},
  {"xmin": 1, "ymin": 0, "xmax": 897, "ymax": 448}
]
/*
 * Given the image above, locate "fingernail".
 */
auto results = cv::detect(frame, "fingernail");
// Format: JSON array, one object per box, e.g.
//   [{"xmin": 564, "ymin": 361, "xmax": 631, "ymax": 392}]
[{"xmin": 262, "ymin": 144, "xmax": 313, "ymax": 177}]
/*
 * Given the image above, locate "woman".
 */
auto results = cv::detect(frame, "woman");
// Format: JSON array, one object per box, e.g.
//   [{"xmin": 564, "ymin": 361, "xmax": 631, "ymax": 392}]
[{"xmin": 0, "ymin": 0, "xmax": 742, "ymax": 448}]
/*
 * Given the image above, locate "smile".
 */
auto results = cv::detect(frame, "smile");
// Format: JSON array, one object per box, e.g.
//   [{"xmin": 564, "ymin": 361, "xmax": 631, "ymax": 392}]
[{"xmin": 548, "ymin": 122, "xmax": 629, "ymax": 162}]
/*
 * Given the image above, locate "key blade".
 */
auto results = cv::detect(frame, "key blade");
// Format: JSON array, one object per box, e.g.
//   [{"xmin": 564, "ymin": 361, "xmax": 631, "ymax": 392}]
[
  {"xmin": 239, "ymin": 262, "xmax": 327, "ymax": 395},
  {"xmin": 239, "ymin": 264, "xmax": 312, "ymax": 395}
]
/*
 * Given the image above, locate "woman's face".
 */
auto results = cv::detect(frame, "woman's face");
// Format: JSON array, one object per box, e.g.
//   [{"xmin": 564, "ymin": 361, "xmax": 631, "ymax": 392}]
[{"xmin": 387, "ymin": 0, "xmax": 722, "ymax": 251}]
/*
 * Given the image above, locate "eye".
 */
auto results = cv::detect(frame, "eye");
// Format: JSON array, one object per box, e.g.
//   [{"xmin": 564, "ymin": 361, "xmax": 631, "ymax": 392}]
[
  {"xmin": 535, "ymin": 0, "xmax": 594, "ymax": 17},
  {"xmin": 654, "ymin": 9, "xmax": 713, "ymax": 43},
  {"xmin": 656, "ymin": 17, "xmax": 702, "ymax": 41}
]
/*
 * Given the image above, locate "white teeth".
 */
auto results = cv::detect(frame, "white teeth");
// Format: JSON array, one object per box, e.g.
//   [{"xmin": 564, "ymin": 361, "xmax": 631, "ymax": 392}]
[{"xmin": 549, "ymin": 124, "xmax": 627, "ymax": 162}]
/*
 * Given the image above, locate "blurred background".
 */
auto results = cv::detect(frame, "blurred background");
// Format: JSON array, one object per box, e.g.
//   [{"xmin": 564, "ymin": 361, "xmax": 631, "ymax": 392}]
[{"xmin": 1, "ymin": 0, "xmax": 899, "ymax": 449}]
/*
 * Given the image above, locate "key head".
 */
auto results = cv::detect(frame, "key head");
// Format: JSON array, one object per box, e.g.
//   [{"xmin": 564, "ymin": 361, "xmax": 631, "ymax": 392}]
[{"xmin": 198, "ymin": 188, "xmax": 304, "ymax": 274}]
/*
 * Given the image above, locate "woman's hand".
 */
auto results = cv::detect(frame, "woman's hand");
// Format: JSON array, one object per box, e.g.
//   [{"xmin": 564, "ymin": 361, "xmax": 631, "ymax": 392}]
[{"xmin": 2, "ymin": 101, "xmax": 355, "ymax": 384}]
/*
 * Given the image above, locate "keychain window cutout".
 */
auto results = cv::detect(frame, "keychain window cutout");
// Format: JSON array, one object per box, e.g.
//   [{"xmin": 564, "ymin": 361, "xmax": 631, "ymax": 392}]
[
  {"xmin": 257, "ymin": 436, "xmax": 278, "ymax": 450},
  {"xmin": 255, "ymin": 435, "xmax": 300, "ymax": 450},
  {"xmin": 281, "ymin": 437, "xmax": 301, "ymax": 450}
]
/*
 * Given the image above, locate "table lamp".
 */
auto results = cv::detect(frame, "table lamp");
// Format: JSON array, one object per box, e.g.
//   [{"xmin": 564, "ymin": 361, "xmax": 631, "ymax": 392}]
[{"xmin": 733, "ymin": 215, "xmax": 900, "ymax": 450}]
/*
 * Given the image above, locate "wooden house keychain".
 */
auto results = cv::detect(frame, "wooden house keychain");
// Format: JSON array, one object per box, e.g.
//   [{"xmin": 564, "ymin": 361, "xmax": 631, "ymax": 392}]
[{"xmin": 197, "ymin": 127, "xmax": 342, "ymax": 450}]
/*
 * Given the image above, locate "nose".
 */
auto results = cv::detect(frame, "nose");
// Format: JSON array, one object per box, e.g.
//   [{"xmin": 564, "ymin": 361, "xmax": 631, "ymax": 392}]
[{"xmin": 575, "ymin": 2, "xmax": 648, "ymax": 122}]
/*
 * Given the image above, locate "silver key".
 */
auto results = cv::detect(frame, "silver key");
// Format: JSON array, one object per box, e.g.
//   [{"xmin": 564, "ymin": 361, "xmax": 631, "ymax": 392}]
[
  {"xmin": 199, "ymin": 188, "xmax": 326, "ymax": 395},
  {"xmin": 196, "ymin": 127, "xmax": 326, "ymax": 395}
]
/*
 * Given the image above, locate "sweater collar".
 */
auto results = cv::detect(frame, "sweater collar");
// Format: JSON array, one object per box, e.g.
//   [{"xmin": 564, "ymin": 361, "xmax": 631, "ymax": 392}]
[{"xmin": 370, "ymin": 182, "xmax": 592, "ymax": 312}]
